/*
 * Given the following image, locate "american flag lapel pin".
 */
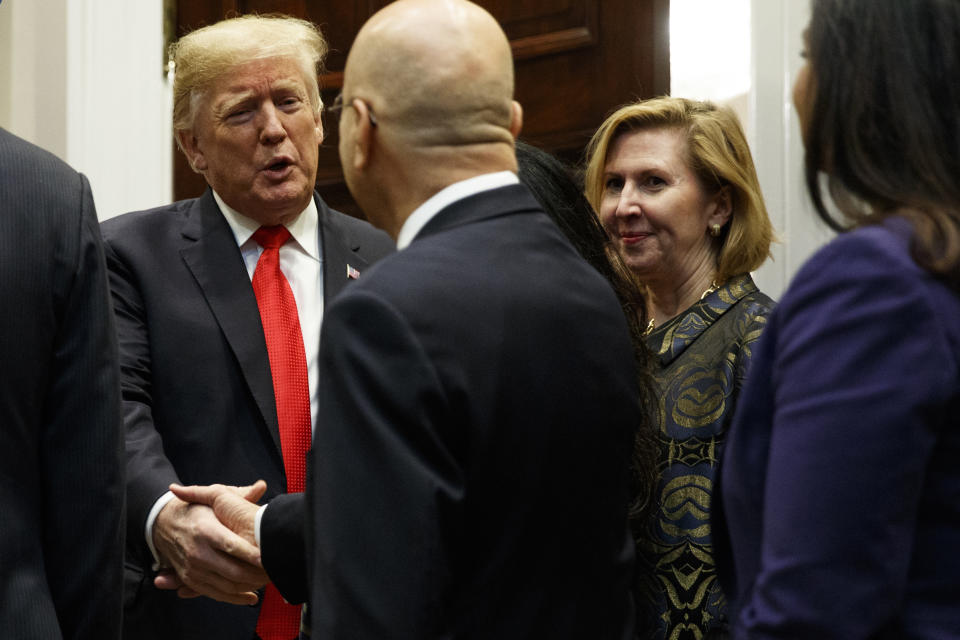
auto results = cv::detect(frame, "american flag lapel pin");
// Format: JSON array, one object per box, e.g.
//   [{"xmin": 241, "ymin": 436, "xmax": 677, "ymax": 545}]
[{"xmin": 346, "ymin": 264, "xmax": 361, "ymax": 280}]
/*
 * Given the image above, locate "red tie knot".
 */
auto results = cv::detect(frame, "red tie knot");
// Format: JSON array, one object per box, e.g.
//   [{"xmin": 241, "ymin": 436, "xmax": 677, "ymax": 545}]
[{"xmin": 253, "ymin": 226, "xmax": 292, "ymax": 250}]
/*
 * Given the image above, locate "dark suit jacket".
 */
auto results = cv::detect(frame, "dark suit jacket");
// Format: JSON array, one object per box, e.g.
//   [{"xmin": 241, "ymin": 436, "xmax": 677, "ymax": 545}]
[
  {"xmin": 101, "ymin": 189, "xmax": 393, "ymax": 640},
  {"xmin": 716, "ymin": 218, "xmax": 960, "ymax": 638},
  {"xmin": 308, "ymin": 184, "xmax": 639, "ymax": 639},
  {"xmin": 0, "ymin": 128, "xmax": 124, "ymax": 639}
]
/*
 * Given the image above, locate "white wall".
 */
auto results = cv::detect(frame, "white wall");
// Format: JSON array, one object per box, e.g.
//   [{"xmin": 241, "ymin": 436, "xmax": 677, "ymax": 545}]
[
  {"xmin": 749, "ymin": 0, "xmax": 832, "ymax": 299},
  {"xmin": 0, "ymin": 0, "xmax": 69, "ymax": 159},
  {"xmin": 671, "ymin": 0, "xmax": 833, "ymax": 299},
  {"xmin": 0, "ymin": 0, "xmax": 171, "ymax": 220},
  {"xmin": 670, "ymin": 0, "xmax": 751, "ymax": 116},
  {"xmin": 0, "ymin": 1, "xmax": 9, "ymax": 129}
]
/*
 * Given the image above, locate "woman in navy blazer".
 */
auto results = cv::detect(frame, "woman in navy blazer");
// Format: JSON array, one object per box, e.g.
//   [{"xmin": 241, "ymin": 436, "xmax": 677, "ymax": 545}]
[{"xmin": 717, "ymin": 0, "xmax": 960, "ymax": 637}]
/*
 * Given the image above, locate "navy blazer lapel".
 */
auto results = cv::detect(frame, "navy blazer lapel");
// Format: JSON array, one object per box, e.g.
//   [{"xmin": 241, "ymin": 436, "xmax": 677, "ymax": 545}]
[
  {"xmin": 178, "ymin": 190, "xmax": 281, "ymax": 452},
  {"xmin": 318, "ymin": 194, "xmax": 374, "ymax": 303}
]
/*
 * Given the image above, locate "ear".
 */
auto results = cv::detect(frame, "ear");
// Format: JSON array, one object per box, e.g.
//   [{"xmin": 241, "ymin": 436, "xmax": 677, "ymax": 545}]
[
  {"xmin": 314, "ymin": 107, "xmax": 324, "ymax": 146},
  {"xmin": 176, "ymin": 129, "xmax": 207, "ymax": 174},
  {"xmin": 708, "ymin": 185, "xmax": 733, "ymax": 229},
  {"xmin": 509, "ymin": 100, "xmax": 523, "ymax": 139},
  {"xmin": 350, "ymin": 98, "xmax": 374, "ymax": 171}
]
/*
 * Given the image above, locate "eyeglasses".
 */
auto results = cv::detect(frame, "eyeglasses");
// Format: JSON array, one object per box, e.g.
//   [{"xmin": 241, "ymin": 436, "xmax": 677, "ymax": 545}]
[{"xmin": 328, "ymin": 92, "xmax": 378, "ymax": 127}]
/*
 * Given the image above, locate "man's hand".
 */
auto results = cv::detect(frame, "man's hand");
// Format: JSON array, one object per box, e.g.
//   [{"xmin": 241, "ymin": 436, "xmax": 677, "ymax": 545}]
[
  {"xmin": 152, "ymin": 481, "xmax": 268, "ymax": 605},
  {"xmin": 170, "ymin": 480, "xmax": 266, "ymax": 547}
]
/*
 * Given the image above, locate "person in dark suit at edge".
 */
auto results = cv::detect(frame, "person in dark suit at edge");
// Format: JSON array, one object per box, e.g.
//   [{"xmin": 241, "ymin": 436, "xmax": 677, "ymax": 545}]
[
  {"xmin": 0, "ymin": 127, "xmax": 124, "ymax": 639},
  {"xmin": 307, "ymin": 0, "xmax": 641, "ymax": 636},
  {"xmin": 100, "ymin": 14, "xmax": 393, "ymax": 640}
]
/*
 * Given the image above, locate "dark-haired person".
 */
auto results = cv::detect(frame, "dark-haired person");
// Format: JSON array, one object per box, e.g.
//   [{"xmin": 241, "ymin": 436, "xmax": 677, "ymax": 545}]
[
  {"xmin": 516, "ymin": 139, "xmax": 658, "ymax": 538},
  {"xmin": 583, "ymin": 97, "xmax": 775, "ymax": 640},
  {"xmin": 717, "ymin": 0, "xmax": 960, "ymax": 637},
  {"xmin": 516, "ymin": 142, "xmax": 645, "ymax": 347}
]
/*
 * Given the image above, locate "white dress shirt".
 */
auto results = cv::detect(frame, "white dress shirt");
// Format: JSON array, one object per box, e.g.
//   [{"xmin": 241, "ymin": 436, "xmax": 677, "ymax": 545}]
[{"xmin": 395, "ymin": 171, "xmax": 519, "ymax": 249}]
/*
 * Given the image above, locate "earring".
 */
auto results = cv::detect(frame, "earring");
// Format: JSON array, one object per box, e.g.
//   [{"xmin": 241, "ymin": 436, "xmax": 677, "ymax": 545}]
[{"xmin": 709, "ymin": 223, "xmax": 722, "ymax": 237}]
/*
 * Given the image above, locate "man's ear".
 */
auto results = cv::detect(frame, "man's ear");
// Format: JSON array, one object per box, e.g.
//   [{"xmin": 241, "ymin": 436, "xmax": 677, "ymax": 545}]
[
  {"xmin": 176, "ymin": 129, "xmax": 207, "ymax": 174},
  {"xmin": 509, "ymin": 100, "xmax": 523, "ymax": 140},
  {"xmin": 350, "ymin": 98, "xmax": 374, "ymax": 171},
  {"xmin": 314, "ymin": 108, "xmax": 324, "ymax": 146}
]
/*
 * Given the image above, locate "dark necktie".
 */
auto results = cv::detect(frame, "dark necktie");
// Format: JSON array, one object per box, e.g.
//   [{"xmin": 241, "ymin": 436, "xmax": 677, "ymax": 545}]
[{"xmin": 251, "ymin": 226, "xmax": 309, "ymax": 640}]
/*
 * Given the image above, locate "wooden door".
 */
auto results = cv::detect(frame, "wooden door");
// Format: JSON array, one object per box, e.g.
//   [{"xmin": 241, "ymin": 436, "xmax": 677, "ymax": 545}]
[{"xmin": 172, "ymin": 0, "xmax": 669, "ymax": 216}]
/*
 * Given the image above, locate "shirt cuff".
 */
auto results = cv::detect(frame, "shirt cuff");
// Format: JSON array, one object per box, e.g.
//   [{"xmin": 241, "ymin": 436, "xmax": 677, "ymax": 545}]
[
  {"xmin": 145, "ymin": 490, "xmax": 176, "ymax": 571},
  {"xmin": 254, "ymin": 503, "xmax": 267, "ymax": 548}
]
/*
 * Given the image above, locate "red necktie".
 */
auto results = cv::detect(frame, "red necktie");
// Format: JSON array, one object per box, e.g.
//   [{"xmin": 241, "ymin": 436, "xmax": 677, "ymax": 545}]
[{"xmin": 251, "ymin": 226, "xmax": 310, "ymax": 640}]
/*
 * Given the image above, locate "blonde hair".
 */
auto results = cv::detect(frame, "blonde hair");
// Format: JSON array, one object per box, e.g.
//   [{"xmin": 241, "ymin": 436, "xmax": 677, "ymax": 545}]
[
  {"xmin": 170, "ymin": 14, "xmax": 328, "ymax": 140},
  {"xmin": 584, "ymin": 96, "xmax": 774, "ymax": 282}
]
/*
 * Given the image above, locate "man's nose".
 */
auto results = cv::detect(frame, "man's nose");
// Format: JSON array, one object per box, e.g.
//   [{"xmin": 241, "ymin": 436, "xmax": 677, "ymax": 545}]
[{"xmin": 259, "ymin": 104, "xmax": 287, "ymax": 144}]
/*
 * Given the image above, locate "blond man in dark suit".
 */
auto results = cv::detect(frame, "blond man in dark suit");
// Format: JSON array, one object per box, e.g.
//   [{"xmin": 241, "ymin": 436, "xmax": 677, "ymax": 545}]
[{"xmin": 101, "ymin": 15, "xmax": 392, "ymax": 640}]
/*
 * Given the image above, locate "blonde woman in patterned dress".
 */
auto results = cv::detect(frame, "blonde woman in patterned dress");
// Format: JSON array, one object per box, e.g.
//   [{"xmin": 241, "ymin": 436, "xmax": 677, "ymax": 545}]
[{"xmin": 584, "ymin": 97, "xmax": 775, "ymax": 640}]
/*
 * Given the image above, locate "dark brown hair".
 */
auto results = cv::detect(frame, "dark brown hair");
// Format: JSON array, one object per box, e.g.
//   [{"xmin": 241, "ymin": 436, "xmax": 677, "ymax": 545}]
[
  {"xmin": 516, "ymin": 140, "xmax": 658, "ymax": 525},
  {"xmin": 805, "ymin": 0, "xmax": 960, "ymax": 284}
]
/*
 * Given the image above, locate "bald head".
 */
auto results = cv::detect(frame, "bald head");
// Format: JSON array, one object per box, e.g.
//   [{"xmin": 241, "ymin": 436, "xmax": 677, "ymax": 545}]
[{"xmin": 345, "ymin": 0, "xmax": 518, "ymax": 148}]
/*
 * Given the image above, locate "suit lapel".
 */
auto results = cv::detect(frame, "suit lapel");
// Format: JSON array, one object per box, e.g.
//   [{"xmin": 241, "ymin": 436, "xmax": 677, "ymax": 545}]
[
  {"xmin": 174, "ymin": 192, "xmax": 377, "ymax": 457},
  {"xmin": 178, "ymin": 191, "xmax": 282, "ymax": 453},
  {"xmin": 318, "ymin": 195, "xmax": 373, "ymax": 303}
]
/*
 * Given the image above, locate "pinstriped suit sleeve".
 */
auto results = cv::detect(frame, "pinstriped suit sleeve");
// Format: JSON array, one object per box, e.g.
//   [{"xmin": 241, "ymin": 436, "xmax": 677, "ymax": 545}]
[
  {"xmin": 0, "ymin": 126, "xmax": 124, "ymax": 640},
  {"xmin": 42, "ymin": 174, "xmax": 126, "ymax": 639}
]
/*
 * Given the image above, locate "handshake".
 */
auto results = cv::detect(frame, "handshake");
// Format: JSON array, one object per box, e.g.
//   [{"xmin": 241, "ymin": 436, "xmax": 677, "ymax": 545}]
[{"xmin": 152, "ymin": 480, "xmax": 271, "ymax": 605}]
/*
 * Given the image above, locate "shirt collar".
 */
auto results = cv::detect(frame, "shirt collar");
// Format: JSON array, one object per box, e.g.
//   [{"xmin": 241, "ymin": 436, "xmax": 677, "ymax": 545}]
[
  {"xmin": 213, "ymin": 190, "xmax": 320, "ymax": 260},
  {"xmin": 395, "ymin": 171, "xmax": 519, "ymax": 249}
]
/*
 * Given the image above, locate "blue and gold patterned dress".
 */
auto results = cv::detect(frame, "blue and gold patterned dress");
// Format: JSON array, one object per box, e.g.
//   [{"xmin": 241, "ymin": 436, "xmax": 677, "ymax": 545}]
[{"xmin": 636, "ymin": 274, "xmax": 774, "ymax": 640}]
